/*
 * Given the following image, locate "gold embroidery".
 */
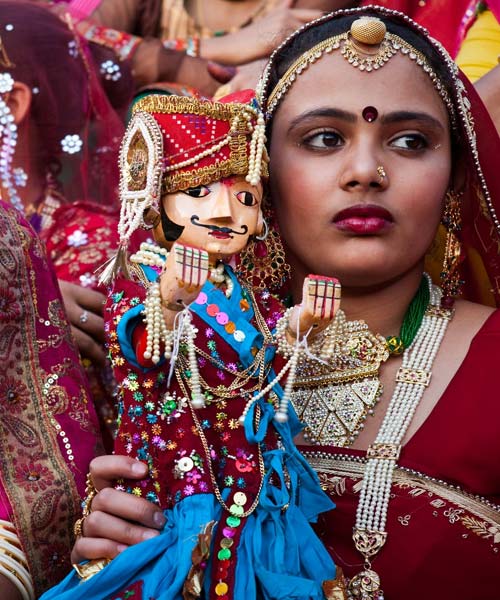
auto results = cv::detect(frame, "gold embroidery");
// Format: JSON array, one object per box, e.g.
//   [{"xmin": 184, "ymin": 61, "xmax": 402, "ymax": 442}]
[{"xmin": 462, "ymin": 516, "xmax": 500, "ymax": 544}]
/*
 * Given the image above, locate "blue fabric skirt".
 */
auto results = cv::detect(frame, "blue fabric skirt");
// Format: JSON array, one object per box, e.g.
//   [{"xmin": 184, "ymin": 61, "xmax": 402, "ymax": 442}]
[{"xmin": 41, "ymin": 448, "xmax": 337, "ymax": 600}]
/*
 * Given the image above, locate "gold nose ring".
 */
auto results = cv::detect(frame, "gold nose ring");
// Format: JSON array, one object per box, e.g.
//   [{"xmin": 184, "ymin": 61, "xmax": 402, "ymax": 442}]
[{"xmin": 377, "ymin": 165, "xmax": 387, "ymax": 183}]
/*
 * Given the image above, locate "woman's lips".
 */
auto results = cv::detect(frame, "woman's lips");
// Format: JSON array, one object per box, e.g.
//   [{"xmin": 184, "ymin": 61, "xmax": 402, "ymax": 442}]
[{"xmin": 333, "ymin": 204, "xmax": 394, "ymax": 234}]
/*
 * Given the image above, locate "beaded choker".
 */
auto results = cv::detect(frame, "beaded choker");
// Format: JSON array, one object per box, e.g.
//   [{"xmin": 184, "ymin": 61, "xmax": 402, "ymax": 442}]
[{"xmin": 386, "ymin": 275, "xmax": 429, "ymax": 355}]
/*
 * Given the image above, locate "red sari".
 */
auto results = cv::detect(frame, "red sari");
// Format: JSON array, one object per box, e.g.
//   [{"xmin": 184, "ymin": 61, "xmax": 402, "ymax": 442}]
[{"xmin": 301, "ymin": 309, "xmax": 500, "ymax": 599}]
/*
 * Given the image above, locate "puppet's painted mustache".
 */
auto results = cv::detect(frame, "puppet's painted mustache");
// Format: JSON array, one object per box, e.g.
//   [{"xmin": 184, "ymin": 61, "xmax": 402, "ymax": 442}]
[{"xmin": 191, "ymin": 215, "xmax": 248, "ymax": 235}]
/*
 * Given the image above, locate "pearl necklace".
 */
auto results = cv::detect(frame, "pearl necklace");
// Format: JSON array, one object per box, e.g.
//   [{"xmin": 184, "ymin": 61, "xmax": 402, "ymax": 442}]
[{"xmin": 348, "ymin": 278, "xmax": 453, "ymax": 599}]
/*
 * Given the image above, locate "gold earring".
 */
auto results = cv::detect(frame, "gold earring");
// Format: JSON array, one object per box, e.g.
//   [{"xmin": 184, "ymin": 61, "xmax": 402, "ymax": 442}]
[
  {"xmin": 440, "ymin": 189, "xmax": 463, "ymax": 308},
  {"xmin": 236, "ymin": 210, "xmax": 290, "ymax": 292}
]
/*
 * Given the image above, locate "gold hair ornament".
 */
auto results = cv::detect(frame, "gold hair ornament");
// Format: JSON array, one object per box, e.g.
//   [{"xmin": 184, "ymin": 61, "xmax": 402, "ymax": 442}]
[{"xmin": 263, "ymin": 17, "xmax": 455, "ymax": 123}]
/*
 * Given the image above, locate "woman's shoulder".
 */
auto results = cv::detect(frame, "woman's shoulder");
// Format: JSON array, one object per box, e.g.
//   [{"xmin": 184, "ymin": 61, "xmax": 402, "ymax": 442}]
[{"xmin": 452, "ymin": 299, "xmax": 499, "ymax": 339}]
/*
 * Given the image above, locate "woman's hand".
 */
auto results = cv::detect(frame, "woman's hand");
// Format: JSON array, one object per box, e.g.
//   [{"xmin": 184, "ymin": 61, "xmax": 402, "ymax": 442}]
[
  {"xmin": 58, "ymin": 280, "xmax": 107, "ymax": 365},
  {"xmin": 212, "ymin": 59, "xmax": 268, "ymax": 98},
  {"xmin": 199, "ymin": 1, "xmax": 323, "ymax": 65},
  {"xmin": 0, "ymin": 574, "xmax": 23, "ymax": 600},
  {"xmin": 71, "ymin": 456, "xmax": 166, "ymax": 564}
]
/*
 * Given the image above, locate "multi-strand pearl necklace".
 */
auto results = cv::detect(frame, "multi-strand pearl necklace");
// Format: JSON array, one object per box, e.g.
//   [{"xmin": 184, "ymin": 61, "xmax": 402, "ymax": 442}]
[{"xmin": 348, "ymin": 277, "xmax": 452, "ymax": 599}]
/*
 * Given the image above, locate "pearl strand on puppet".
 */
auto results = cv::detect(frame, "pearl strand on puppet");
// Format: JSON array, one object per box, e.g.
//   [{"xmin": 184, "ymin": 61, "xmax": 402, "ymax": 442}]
[
  {"xmin": 143, "ymin": 282, "xmax": 175, "ymax": 363},
  {"xmin": 185, "ymin": 311, "xmax": 204, "ymax": 408},
  {"xmin": 130, "ymin": 242, "xmax": 168, "ymax": 268},
  {"xmin": 209, "ymin": 262, "xmax": 234, "ymax": 298}
]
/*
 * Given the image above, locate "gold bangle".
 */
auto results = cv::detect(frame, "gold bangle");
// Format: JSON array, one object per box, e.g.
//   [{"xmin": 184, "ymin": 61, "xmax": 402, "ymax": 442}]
[{"xmin": 72, "ymin": 558, "xmax": 111, "ymax": 581}]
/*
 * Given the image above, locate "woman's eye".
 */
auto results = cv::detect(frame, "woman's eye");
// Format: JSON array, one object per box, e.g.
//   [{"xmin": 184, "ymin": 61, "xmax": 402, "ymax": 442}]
[
  {"xmin": 302, "ymin": 131, "xmax": 343, "ymax": 149},
  {"xmin": 236, "ymin": 191, "xmax": 257, "ymax": 206},
  {"xmin": 390, "ymin": 134, "xmax": 428, "ymax": 151},
  {"xmin": 183, "ymin": 186, "xmax": 210, "ymax": 198}
]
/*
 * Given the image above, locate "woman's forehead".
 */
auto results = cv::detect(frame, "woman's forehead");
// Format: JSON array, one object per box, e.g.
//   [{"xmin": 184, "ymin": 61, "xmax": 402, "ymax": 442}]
[{"xmin": 275, "ymin": 51, "xmax": 449, "ymax": 124}]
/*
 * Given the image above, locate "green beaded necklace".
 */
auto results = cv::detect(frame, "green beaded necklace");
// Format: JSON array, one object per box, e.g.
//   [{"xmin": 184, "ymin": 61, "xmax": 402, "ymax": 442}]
[{"xmin": 385, "ymin": 276, "xmax": 430, "ymax": 356}]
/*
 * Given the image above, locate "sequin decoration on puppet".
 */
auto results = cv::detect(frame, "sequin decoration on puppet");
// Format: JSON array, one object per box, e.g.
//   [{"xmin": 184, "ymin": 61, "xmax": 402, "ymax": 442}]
[{"xmin": 41, "ymin": 91, "xmax": 346, "ymax": 600}]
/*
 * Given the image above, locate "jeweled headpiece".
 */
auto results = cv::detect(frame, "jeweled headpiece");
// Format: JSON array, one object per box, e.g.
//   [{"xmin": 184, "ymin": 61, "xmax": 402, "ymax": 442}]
[
  {"xmin": 100, "ymin": 90, "xmax": 268, "ymax": 284},
  {"xmin": 259, "ymin": 15, "xmax": 455, "ymax": 122}
]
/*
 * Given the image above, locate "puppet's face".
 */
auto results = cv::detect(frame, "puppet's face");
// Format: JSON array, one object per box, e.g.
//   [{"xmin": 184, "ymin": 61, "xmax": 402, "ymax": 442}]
[{"xmin": 154, "ymin": 175, "xmax": 264, "ymax": 260}]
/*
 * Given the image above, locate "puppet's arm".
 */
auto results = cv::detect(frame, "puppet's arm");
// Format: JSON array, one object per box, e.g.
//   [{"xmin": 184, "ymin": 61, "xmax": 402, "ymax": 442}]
[
  {"xmin": 158, "ymin": 243, "xmax": 209, "ymax": 329},
  {"xmin": 286, "ymin": 275, "xmax": 341, "ymax": 343}
]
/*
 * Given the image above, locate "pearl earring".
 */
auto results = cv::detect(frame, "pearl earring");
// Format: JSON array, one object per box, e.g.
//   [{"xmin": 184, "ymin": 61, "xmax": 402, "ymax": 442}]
[{"xmin": 0, "ymin": 73, "xmax": 24, "ymax": 213}]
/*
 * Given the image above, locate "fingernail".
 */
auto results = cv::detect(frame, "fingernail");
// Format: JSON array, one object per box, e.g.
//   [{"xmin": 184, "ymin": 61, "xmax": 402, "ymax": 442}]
[
  {"xmin": 131, "ymin": 461, "xmax": 147, "ymax": 476},
  {"xmin": 142, "ymin": 529, "xmax": 159, "ymax": 540},
  {"xmin": 153, "ymin": 511, "xmax": 166, "ymax": 528},
  {"xmin": 117, "ymin": 544, "xmax": 128, "ymax": 553}
]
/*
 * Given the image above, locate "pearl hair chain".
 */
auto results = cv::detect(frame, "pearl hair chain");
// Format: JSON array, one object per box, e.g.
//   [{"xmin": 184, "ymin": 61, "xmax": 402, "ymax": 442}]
[{"xmin": 0, "ymin": 73, "xmax": 24, "ymax": 213}]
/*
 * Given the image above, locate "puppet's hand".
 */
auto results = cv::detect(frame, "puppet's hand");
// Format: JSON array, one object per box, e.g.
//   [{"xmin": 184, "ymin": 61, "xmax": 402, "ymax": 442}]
[
  {"xmin": 288, "ymin": 275, "xmax": 341, "ymax": 341},
  {"xmin": 159, "ymin": 243, "xmax": 209, "ymax": 325}
]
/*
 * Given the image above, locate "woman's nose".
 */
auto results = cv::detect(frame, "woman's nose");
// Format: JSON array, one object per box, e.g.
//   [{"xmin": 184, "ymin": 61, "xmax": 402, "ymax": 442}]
[{"xmin": 338, "ymin": 142, "xmax": 388, "ymax": 191}]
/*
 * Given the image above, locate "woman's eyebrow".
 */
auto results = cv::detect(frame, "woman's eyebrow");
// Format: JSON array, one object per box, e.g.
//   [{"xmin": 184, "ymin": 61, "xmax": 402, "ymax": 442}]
[
  {"xmin": 380, "ymin": 110, "xmax": 445, "ymax": 131},
  {"xmin": 288, "ymin": 107, "xmax": 357, "ymax": 132}
]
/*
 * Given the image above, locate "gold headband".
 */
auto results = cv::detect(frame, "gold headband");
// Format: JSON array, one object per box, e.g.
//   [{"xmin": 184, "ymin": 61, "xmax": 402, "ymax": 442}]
[{"xmin": 264, "ymin": 17, "xmax": 454, "ymax": 122}]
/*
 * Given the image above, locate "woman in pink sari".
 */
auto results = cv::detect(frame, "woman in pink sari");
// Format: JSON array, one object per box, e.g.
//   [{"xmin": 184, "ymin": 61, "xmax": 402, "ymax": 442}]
[
  {"xmin": 0, "ymin": 0, "xmax": 137, "ymax": 444},
  {"xmin": 0, "ymin": 201, "xmax": 101, "ymax": 599}
]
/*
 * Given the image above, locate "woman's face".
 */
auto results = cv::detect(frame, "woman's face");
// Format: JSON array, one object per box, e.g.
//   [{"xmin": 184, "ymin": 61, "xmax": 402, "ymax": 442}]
[{"xmin": 269, "ymin": 50, "xmax": 452, "ymax": 289}]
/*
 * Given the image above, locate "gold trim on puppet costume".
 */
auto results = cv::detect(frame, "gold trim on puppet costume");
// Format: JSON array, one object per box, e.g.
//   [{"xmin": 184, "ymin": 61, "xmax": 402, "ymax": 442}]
[{"xmin": 131, "ymin": 94, "xmax": 268, "ymax": 194}]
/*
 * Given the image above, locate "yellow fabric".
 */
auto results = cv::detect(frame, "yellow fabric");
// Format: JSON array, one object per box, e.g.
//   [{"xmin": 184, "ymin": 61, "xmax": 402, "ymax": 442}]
[{"xmin": 456, "ymin": 10, "xmax": 500, "ymax": 82}]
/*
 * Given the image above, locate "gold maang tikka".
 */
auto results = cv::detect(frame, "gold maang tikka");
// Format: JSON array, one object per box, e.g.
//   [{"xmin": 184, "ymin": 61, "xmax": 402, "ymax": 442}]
[{"xmin": 262, "ymin": 16, "xmax": 455, "ymax": 122}]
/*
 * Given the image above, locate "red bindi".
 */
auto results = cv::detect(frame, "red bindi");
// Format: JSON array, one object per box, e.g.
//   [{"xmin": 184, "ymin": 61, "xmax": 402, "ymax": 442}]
[{"xmin": 362, "ymin": 106, "xmax": 378, "ymax": 123}]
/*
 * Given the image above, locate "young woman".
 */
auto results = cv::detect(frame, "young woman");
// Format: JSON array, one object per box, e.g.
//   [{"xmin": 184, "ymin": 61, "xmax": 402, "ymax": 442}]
[{"xmin": 68, "ymin": 7, "xmax": 500, "ymax": 599}]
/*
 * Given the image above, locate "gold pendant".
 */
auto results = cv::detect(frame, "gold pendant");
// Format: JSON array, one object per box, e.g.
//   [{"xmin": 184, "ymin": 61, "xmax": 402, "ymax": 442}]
[
  {"xmin": 292, "ymin": 378, "xmax": 382, "ymax": 446},
  {"xmin": 291, "ymin": 310, "xmax": 389, "ymax": 447},
  {"xmin": 348, "ymin": 568, "xmax": 382, "ymax": 600},
  {"xmin": 348, "ymin": 528, "xmax": 387, "ymax": 599}
]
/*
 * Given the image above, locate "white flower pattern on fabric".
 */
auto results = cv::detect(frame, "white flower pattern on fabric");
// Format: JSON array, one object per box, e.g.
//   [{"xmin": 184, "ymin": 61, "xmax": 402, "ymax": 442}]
[
  {"xmin": 79, "ymin": 273, "xmax": 97, "ymax": 287},
  {"xmin": 67, "ymin": 230, "xmax": 88, "ymax": 248},
  {"xmin": 100, "ymin": 60, "xmax": 121, "ymax": 82},
  {"xmin": 61, "ymin": 134, "xmax": 83, "ymax": 154},
  {"xmin": 68, "ymin": 40, "xmax": 78, "ymax": 58}
]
